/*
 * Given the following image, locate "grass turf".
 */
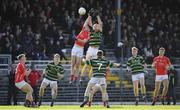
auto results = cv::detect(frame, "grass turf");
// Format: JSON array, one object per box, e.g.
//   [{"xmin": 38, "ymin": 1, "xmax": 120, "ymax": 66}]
[{"xmin": 0, "ymin": 105, "xmax": 180, "ymax": 110}]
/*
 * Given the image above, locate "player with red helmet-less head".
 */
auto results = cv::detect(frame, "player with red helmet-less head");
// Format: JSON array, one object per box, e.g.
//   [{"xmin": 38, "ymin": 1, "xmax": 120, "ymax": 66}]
[
  {"xmin": 15, "ymin": 54, "xmax": 35, "ymax": 107},
  {"xmin": 70, "ymin": 15, "xmax": 92, "ymax": 84},
  {"xmin": 152, "ymin": 47, "xmax": 171, "ymax": 105}
]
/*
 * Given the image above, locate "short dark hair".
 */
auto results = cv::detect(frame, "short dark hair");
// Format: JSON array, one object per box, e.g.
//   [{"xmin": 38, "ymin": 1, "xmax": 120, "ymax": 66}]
[
  {"xmin": 97, "ymin": 50, "xmax": 103, "ymax": 57},
  {"xmin": 17, "ymin": 54, "xmax": 25, "ymax": 60},
  {"xmin": 54, "ymin": 53, "xmax": 60, "ymax": 58}
]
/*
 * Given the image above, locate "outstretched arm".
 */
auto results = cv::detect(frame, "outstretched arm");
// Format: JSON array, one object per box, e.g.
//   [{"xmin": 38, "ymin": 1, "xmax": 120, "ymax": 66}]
[
  {"xmin": 76, "ymin": 38, "xmax": 88, "ymax": 43},
  {"xmin": 26, "ymin": 68, "xmax": 31, "ymax": 76},
  {"xmin": 97, "ymin": 15, "xmax": 103, "ymax": 32},
  {"xmin": 83, "ymin": 15, "xmax": 92, "ymax": 30},
  {"xmin": 113, "ymin": 63, "xmax": 121, "ymax": 68}
]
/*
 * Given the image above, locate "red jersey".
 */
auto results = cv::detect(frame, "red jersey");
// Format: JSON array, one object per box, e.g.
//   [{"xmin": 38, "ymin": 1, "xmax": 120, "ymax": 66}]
[
  {"xmin": 28, "ymin": 70, "xmax": 41, "ymax": 87},
  {"xmin": 75, "ymin": 26, "xmax": 90, "ymax": 47},
  {"xmin": 153, "ymin": 56, "xmax": 171, "ymax": 75},
  {"xmin": 15, "ymin": 63, "xmax": 26, "ymax": 83}
]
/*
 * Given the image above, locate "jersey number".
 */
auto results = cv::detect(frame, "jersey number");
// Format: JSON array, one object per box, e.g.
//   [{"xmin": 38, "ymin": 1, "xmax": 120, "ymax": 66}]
[{"xmin": 97, "ymin": 63, "xmax": 102, "ymax": 70}]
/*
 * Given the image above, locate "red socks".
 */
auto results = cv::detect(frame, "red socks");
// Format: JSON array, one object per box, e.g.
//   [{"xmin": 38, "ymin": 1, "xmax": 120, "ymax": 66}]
[{"xmin": 70, "ymin": 75, "xmax": 78, "ymax": 81}]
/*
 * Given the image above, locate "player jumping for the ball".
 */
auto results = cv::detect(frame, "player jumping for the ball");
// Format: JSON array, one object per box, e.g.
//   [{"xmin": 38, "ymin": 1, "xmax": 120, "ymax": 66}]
[
  {"xmin": 70, "ymin": 15, "xmax": 92, "ymax": 84},
  {"xmin": 80, "ymin": 8, "xmax": 103, "ymax": 83}
]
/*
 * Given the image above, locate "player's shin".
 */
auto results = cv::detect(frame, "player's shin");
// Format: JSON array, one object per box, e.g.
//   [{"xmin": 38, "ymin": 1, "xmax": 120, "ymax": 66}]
[
  {"xmin": 162, "ymin": 80, "xmax": 169, "ymax": 98},
  {"xmin": 80, "ymin": 84, "xmax": 93, "ymax": 107},
  {"xmin": 51, "ymin": 89, "xmax": 57, "ymax": 107},
  {"xmin": 161, "ymin": 82, "xmax": 168, "ymax": 105},
  {"xmin": 101, "ymin": 85, "xmax": 109, "ymax": 108},
  {"xmin": 141, "ymin": 85, "xmax": 147, "ymax": 102},
  {"xmin": 141, "ymin": 85, "xmax": 146, "ymax": 96},
  {"xmin": 88, "ymin": 91, "xmax": 94, "ymax": 107},
  {"xmin": 152, "ymin": 82, "xmax": 160, "ymax": 105},
  {"xmin": 133, "ymin": 87, "xmax": 139, "ymax": 105},
  {"xmin": 38, "ymin": 88, "xmax": 44, "ymax": 106}
]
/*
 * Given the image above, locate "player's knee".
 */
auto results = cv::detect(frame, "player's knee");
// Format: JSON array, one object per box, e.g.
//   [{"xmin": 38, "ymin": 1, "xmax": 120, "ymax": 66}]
[
  {"xmin": 134, "ymin": 87, "xmax": 138, "ymax": 91},
  {"xmin": 155, "ymin": 87, "xmax": 160, "ymax": 92},
  {"xmin": 27, "ymin": 87, "xmax": 33, "ymax": 94},
  {"xmin": 71, "ymin": 63, "xmax": 75, "ymax": 68},
  {"xmin": 40, "ymin": 86, "xmax": 45, "ymax": 90},
  {"xmin": 52, "ymin": 89, "xmax": 57, "ymax": 96},
  {"xmin": 141, "ymin": 84, "xmax": 145, "ymax": 88},
  {"xmin": 29, "ymin": 87, "xmax": 33, "ymax": 94},
  {"xmin": 75, "ymin": 63, "xmax": 80, "ymax": 68},
  {"xmin": 164, "ymin": 85, "xmax": 168, "ymax": 90},
  {"xmin": 89, "ymin": 89, "xmax": 94, "ymax": 95},
  {"xmin": 53, "ymin": 88, "xmax": 57, "ymax": 93}
]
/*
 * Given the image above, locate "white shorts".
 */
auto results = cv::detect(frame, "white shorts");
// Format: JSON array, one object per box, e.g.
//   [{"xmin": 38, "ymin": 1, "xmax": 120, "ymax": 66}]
[
  {"xmin": 132, "ymin": 73, "xmax": 144, "ymax": 81},
  {"xmin": 88, "ymin": 77, "xmax": 106, "ymax": 86},
  {"xmin": 155, "ymin": 75, "xmax": 168, "ymax": 82},
  {"xmin": 41, "ymin": 78, "xmax": 58, "ymax": 88},
  {"xmin": 86, "ymin": 46, "xmax": 99, "ymax": 59},
  {"xmin": 71, "ymin": 45, "xmax": 83, "ymax": 58},
  {"xmin": 15, "ymin": 80, "xmax": 27, "ymax": 89},
  {"xmin": 92, "ymin": 83, "xmax": 101, "ymax": 92}
]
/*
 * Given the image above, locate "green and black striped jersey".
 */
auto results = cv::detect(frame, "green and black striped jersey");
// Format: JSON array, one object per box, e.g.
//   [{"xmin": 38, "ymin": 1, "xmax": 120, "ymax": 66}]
[
  {"xmin": 45, "ymin": 62, "xmax": 64, "ymax": 81},
  {"xmin": 89, "ymin": 31, "xmax": 102, "ymax": 47},
  {"xmin": 127, "ymin": 55, "xmax": 146, "ymax": 75},
  {"xmin": 86, "ymin": 58, "xmax": 113, "ymax": 77}
]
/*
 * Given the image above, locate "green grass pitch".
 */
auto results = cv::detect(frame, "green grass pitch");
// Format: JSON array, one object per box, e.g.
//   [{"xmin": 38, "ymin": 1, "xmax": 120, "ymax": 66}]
[{"xmin": 0, "ymin": 105, "xmax": 180, "ymax": 110}]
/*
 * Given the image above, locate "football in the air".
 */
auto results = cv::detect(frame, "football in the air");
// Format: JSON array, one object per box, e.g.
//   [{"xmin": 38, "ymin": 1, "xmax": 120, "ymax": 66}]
[{"xmin": 78, "ymin": 7, "xmax": 86, "ymax": 15}]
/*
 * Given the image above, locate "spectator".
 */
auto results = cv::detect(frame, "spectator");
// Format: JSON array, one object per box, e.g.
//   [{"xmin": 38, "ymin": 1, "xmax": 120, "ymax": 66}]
[
  {"xmin": 68, "ymin": 29, "xmax": 76, "ymax": 47},
  {"xmin": 12, "ymin": 44, "xmax": 23, "ymax": 62},
  {"xmin": 143, "ymin": 42, "xmax": 154, "ymax": 64},
  {"xmin": 46, "ymin": 38, "xmax": 55, "ymax": 57},
  {"xmin": 7, "ymin": 64, "xmax": 18, "ymax": 105},
  {"xmin": 57, "ymin": 29, "xmax": 66, "ymax": 49},
  {"xmin": 167, "ymin": 66, "xmax": 178, "ymax": 105},
  {"xmin": 54, "ymin": 40, "xmax": 67, "ymax": 61},
  {"xmin": 0, "ymin": 0, "xmax": 179, "ymax": 61},
  {"xmin": 32, "ymin": 40, "xmax": 45, "ymax": 60},
  {"xmin": 26, "ymin": 64, "xmax": 42, "ymax": 105}
]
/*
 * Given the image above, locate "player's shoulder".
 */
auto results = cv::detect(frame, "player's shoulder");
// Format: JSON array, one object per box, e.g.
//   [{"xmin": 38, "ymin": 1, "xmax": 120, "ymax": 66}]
[
  {"xmin": 90, "ymin": 58, "xmax": 97, "ymax": 62},
  {"xmin": 17, "ymin": 63, "xmax": 21, "ymax": 66},
  {"xmin": 164, "ymin": 56, "xmax": 169, "ymax": 59},
  {"xmin": 153, "ymin": 56, "xmax": 159, "ymax": 60},
  {"xmin": 137, "ymin": 55, "xmax": 143, "ymax": 59},
  {"xmin": 164, "ymin": 56, "xmax": 170, "ymax": 61},
  {"xmin": 47, "ymin": 62, "xmax": 54, "ymax": 66},
  {"xmin": 97, "ymin": 31, "xmax": 103, "ymax": 34},
  {"xmin": 49, "ymin": 62, "xmax": 54, "ymax": 64},
  {"xmin": 128, "ymin": 57, "xmax": 133, "ymax": 61},
  {"xmin": 58, "ymin": 62, "xmax": 63, "ymax": 67},
  {"xmin": 17, "ymin": 63, "xmax": 23, "ymax": 68}
]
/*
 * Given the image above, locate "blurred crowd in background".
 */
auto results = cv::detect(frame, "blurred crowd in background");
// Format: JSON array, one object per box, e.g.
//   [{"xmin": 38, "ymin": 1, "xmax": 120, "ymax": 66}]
[
  {"xmin": 116, "ymin": 0, "xmax": 180, "ymax": 63},
  {"xmin": 0, "ymin": 0, "xmax": 179, "ymax": 63}
]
